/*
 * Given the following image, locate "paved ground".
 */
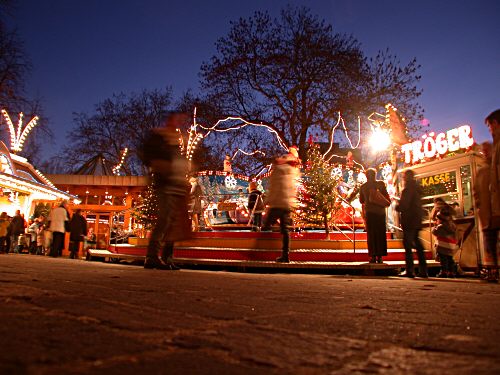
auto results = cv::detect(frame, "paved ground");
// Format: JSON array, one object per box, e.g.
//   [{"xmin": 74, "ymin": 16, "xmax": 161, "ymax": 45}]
[{"xmin": 0, "ymin": 254, "xmax": 499, "ymax": 375}]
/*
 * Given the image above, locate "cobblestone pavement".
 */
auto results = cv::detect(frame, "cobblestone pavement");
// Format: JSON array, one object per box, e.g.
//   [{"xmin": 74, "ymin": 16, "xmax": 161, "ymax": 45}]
[{"xmin": 1, "ymin": 254, "xmax": 499, "ymax": 374}]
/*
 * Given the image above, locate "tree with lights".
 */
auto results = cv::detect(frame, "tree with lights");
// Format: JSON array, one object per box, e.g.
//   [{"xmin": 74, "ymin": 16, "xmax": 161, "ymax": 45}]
[
  {"xmin": 297, "ymin": 143, "xmax": 343, "ymax": 234},
  {"xmin": 200, "ymin": 5, "xmax": 422, "ymax": 162},
  {"xmin": 132, "ymin": 178, "xmax": 159, "ymax": 232}
]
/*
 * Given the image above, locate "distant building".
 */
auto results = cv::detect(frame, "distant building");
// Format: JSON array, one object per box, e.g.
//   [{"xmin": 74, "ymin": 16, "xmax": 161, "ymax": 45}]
[
  {"xmin": 48, "ymin": 153, "xmax": 147, "ymax": 250},
  {"xmin": 0, "ymin": 141, "xmax": 74, "ymax": 217}
]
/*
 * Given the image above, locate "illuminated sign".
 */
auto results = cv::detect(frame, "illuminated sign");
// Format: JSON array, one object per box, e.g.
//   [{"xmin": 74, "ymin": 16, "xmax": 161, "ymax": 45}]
[
  {"xmin": 401, "ymin": 125, "xmax": 474, "ymax": 164},
  {"xmin": 417, "ymin": 171, "xmax": 457, "ymax": 197}
]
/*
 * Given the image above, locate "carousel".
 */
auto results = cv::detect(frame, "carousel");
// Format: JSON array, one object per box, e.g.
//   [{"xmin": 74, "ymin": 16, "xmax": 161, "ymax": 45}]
[{"xmin": 88, "ymin": 106, "xmax": 440, "ymax": 274}]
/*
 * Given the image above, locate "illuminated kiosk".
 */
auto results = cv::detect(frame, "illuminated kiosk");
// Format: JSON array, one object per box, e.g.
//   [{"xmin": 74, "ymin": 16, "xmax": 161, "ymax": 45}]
[
  {"xmin": 0, "ymin": 141, "xmax": 75, "ymax": 217},
  {"xmin": 397, "ymin": 125, "xmax": 489, "ymax": 272},
  {"xmin": 47, "ymin": 154, "xmax": 148, "ymax": 252}
]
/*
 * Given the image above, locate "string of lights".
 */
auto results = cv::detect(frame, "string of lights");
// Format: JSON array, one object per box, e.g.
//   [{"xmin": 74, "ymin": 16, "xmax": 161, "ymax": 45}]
[
  {"xmin": 112, "ymin": 148, "xmax": 128, "ymax": 175},
  {"xmin": 1, "ymin": 109, "xmax": 40, "ymax": 153}
]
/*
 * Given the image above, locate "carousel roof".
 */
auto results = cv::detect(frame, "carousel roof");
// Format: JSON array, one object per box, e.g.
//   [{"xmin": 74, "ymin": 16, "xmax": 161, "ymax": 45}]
[{"xmin": 73, "ymin": 153, "xmax": 115, "ymax": 176}]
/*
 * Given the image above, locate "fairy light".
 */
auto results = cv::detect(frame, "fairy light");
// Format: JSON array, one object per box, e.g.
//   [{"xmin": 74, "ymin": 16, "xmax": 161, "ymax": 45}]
[
  {"xmin": 231, "ymin": 149, "xmax": 266, "ymax": 159},
  {"xmin": 1, "ymin": 110, "xmax": 39, "ymax": 153},
  {"xmin": 322, "ymin": 112, "xmax": 361, "ymax": 159},
  {"xmin": 197, "ymin": 116, "xmax": 290, "ymax": 152},
  {"xmin": 112, "ymin": 148, "xmax": 128, "ymax": 175}
]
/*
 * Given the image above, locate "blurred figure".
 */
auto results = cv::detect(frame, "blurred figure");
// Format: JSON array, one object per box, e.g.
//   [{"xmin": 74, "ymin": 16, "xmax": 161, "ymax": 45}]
[
  {"xmin": 27, "ymin": 218, "xmax": 39, "ymax": 254},
  {"xmin": 69, "ymin": 209, "xmax": 88, "ymax": 259},
  {"xmin": 474, "ymin": 139, "xmax": 499, "ymax": 282},
  {"xmin": 430, "ymin": 197, "xmax": 453, "ymax": 224},
  {"xmin": 450, "ymin": 202, "xmax": 463, "ymax": 218},
  {"xmin": 432, "ymin": 210, "xmax": 458, "ymax": 278},
  {"xmin": 189, "ymin": 176, "xmax": 203, "ymax": 232},
  {"xmin": 9, "ymin": 210, "xmax": 25, "ymax": 254},
  {"xmin": 36, "ymin": 216, "xmax": 46, "ymax": 255},
  {"xmin": 359, "ymin": 168, "xmax": 390, "ymax": 264},
  {"xmin": 139, "ymin": 112, "xmax": 192, "ymax": 270},
  {"xmin": 0, "ymin": 212, "xmax": 9, "ymax": 253},
  {"xmin": 262, "ymin": 153, "xmax": 300, "ymax": 263},
  {"xmin": 48, "ymin": 201, "xmax": 69, "ymax": 257},
  {"xmin": 247, "ymin": 181, "xmax": 265, "ymax": 231},
  {"xmin": 396, "ymin": 170, "xmax": 428, "ymax": 278},
  {"xmin": 223, "ymin": 154, "xmax": 232, "ymax": 172}
]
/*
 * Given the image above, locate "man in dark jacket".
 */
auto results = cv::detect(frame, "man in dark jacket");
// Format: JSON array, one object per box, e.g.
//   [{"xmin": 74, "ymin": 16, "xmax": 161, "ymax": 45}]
[
  {"xmin": 9, "ymin": 210, "xmax": 25, "ymax": 253},
  {"xmin": 69, "ymin": 209, "xmax": 87, "ymax": 259},
  {"xmin": 396, "ymin": 170, "xmax": 428, "ymax": 278}
]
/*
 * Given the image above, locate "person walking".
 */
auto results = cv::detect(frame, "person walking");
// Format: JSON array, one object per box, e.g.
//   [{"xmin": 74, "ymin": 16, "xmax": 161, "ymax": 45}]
[
  {"xmin": 474, "ymin": 109, "xmax": 500, "ymax": 282},
  {"xmin": 359, "ymin": 168, "xmax": 391, "ymax": 264},
  {"xmin": 48, "ymin": 201, "xmax": 69, "ymax": 257},
  {"xmin": 68, "ymin": 209, "xmax": 87, "ymax": 259},
  {"xmin": 395, "ymin": 170, "xmax": 428, "ymax": 278},
  {"xmin": 139, "ymin": 112, "xmax": 192, "ymax": 270},
  {"xmin": 9, "ymin": 210, "xmax": 25, "ymax": 254},
  {"xmin": 262, "ymin": 153, "xmax": 300, "ymax": 263}
]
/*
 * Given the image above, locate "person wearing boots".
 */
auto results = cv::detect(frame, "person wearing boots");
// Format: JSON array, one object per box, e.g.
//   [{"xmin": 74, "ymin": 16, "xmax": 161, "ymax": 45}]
[{"xmin": 262, "ymin": 152, "xmax": 300, "ymax": 263}]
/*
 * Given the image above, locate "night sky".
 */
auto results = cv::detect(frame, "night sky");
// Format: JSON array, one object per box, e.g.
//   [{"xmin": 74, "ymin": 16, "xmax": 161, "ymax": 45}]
[{"xmin": 10, "ymin": 0, "xmax": 500, "ymax": 156}]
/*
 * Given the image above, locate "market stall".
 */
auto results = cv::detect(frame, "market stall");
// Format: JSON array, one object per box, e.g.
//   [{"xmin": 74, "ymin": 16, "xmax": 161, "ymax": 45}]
[{"xmin": 396, "ymin": 125, "xmax": 490, "ymax": 271}]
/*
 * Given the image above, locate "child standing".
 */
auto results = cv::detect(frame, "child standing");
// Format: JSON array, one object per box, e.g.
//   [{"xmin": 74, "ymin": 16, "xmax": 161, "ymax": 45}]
[{"xmin": 432, "ymin": 210, "xmax": 458, "ymax": 278}]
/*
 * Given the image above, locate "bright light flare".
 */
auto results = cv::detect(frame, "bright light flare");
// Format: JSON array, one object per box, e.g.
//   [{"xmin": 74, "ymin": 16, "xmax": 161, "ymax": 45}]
[{"xmin": 370, "ymin": 129, "xmax": 391, "ymax": 152}]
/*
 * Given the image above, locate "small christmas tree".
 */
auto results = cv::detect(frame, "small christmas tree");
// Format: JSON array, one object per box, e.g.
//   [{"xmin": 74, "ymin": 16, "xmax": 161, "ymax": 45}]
[
  {"xmin": 132, "ymin": 178, "xmax": 159, "ymax": 232},
  {"xmin": 297, "ymin": 144, "xmax": 343, "ymax": 234}
]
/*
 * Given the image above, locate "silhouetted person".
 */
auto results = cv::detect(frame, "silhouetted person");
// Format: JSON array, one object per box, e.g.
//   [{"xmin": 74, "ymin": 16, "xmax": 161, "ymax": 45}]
[
  {"xmin": 9, "ymin": 210, "xmax": 25, "ymax": 253},
  {"xmin": 396, "ymin": 170, "xmax": 428, "ymax": 278},
  {"xmin": 139, "ymin": 112, "xmax": 192, "ymax": 270},
  {"xmin": 475, "ymin": 109, "xmax": 500, "ymax": 282},
  {"xmin": 247, "ymin": 181, "xmax": 264, "ymax": 231},
  {"xmin": 359, "ymin": 168, "xmax": 390, "ymax": 263},
  {"xmin": 69, "ymin": 209, "xmax": 87, "ymax": 259}
]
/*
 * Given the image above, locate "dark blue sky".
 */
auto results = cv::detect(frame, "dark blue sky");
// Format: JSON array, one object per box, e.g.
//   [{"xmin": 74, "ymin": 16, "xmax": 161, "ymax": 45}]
[{"xmin": 11, "ymin": 0, "xmax": 500, "ymax": 153}]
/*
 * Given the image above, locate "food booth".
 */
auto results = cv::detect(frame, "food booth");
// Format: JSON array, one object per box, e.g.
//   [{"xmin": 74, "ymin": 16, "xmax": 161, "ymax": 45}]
[{"xmin": 396, "ymin": 125, "xmax": 493, "ymax": 271}]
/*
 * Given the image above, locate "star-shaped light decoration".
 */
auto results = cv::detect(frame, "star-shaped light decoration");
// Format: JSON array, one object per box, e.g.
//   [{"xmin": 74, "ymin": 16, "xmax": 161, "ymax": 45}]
[{"xmin": 1, "ymin": 109, "xmax": 40, "ymax": 153}]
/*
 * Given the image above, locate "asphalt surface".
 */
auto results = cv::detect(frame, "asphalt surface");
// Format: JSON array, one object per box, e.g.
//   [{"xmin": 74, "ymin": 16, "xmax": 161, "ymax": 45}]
[{"xmin": 0, "ymin": 254, "xmax": 499, "ymax": 375}]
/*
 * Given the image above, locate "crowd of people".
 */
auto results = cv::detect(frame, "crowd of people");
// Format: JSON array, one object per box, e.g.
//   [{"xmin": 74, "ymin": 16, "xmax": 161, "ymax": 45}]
[{"xmin": 0, "ymin": 203, "xmax": 90, "ymax": 260}]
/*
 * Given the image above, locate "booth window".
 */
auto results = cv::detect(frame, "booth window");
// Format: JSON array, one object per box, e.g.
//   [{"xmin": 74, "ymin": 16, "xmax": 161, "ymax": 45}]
[{"xmin": 460, "ymin": 165, "xmax": 473, "ymax": 216}]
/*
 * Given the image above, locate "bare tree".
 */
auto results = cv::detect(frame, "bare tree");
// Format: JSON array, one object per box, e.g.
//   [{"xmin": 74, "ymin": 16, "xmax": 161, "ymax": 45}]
[
  {"xmin": 54, "ymin": 88, "xmax": 175, "ymax": 175},
  {"xmin": 200, "ymin": 6, "xmax": 422, "ymax": 161}
]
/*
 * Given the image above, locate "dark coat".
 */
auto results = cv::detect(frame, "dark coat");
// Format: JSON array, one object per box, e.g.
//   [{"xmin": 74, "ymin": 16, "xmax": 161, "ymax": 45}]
[
  {"xmin": 69, "ymin": 213, "xmax": 88, "ymax": 242},
  {"xmin": 10, "ymin": 215, "xmax": 25, "ymax": 236},
  {"xmin": 396, "ymin": 180, "xmax": 424, "ymax": 230},
  {"xmin": 359, "ymin": 180, "xmax": 390, "ymax": 216}
]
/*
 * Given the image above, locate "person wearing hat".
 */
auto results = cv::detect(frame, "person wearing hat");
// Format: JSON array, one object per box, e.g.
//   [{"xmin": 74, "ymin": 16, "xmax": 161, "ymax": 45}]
[
  {"xmin": 247, "ymin": 181, "xmax": 265, "ymax": 231},
  {"xmin": 261, "ymin": 153, "xmax": 300, "ymax": 263},
  {"xmin": 432, "ymin": 209, "xmax": 458, "ymax": 278}
]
